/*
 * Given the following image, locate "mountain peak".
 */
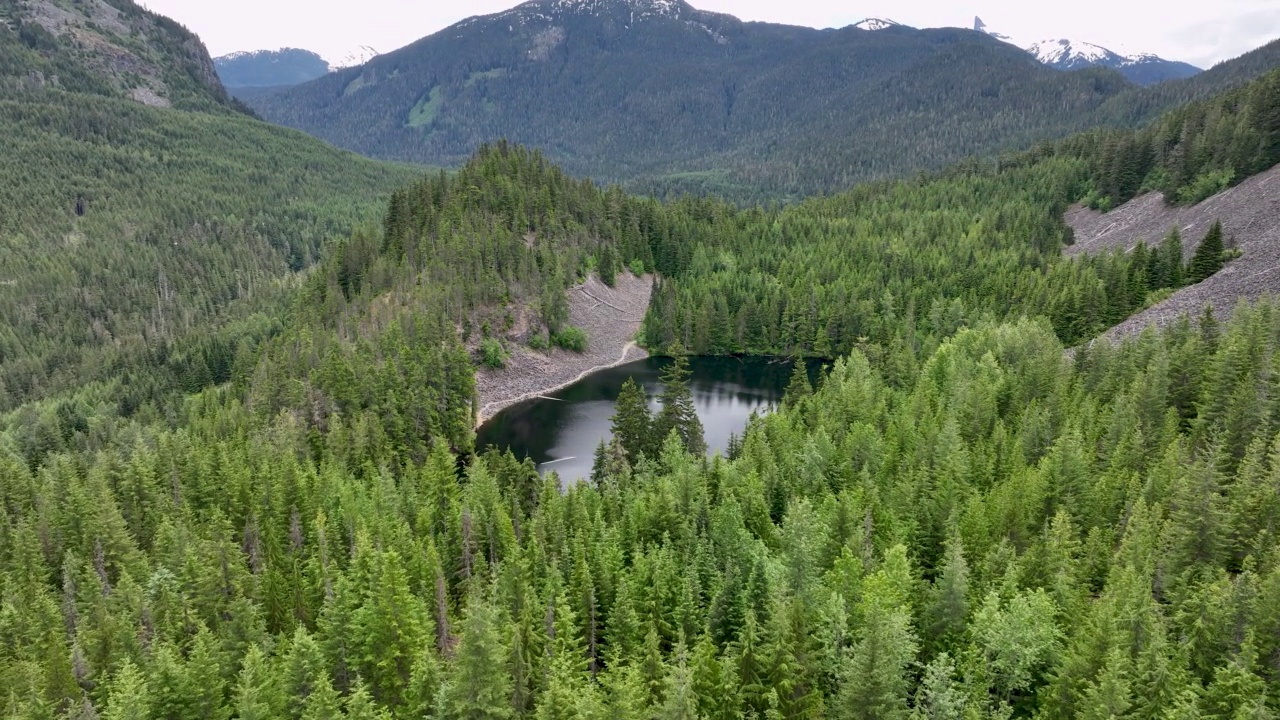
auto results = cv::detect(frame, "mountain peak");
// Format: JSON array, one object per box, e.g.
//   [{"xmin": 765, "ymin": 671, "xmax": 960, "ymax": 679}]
[
  {"xmin": 853, "ymin": 18, "xmax": 901, "ymax": 32},
  {"xmin": 508, "ymin": 0, "xmax": 691, "ymax": 21},
  {"xmin": 975, "ymin": 20, "xmax": 1200, "ymax": 85},
  {"xmin": 1026, "ymin": 38, "xmax": 1120, "ymax": 68}
]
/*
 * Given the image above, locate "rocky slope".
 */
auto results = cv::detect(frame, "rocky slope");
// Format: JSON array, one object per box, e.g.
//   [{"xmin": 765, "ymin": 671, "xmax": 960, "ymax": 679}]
[
  {"xmin": 0, "ymin": 0, "xmax": 234, "ymax": 110},
  {"xmin": 1066, "ymin": 163, "xmax": 1280, "ymax": 342},
  {"xmin": 475, "ymin": 273, "xmax": 653, "ymax": 425}
]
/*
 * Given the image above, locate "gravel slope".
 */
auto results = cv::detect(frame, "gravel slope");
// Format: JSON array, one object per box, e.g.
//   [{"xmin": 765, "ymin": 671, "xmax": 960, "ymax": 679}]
[
  {"xmin": 475, "ymin": 273, "xmax": 653, "ymax": 426},
  {"xmin": 1065, "ymin": 164, "xmax": 1280, "ymax": 343}
]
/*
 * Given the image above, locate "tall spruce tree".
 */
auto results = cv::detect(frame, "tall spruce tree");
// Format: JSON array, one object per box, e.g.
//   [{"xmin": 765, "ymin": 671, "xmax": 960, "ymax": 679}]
[
  {"xmin": 610, "ymin": 378, "xmax": 655, "ymax": 462},
  {"xmin": 1189, "ymin": 221, "xmax": 1226, "ymax": 283},
  {"xmin": 655, "ymin": 344, "xmax": 706, "ymax": 456},
  {"xmin": 441, "ymin": 597, "xmax": 514, "ymax": 720}
]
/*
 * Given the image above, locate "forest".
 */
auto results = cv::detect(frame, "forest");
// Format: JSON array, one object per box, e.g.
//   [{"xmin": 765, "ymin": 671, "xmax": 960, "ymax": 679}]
[
  {"xmin": 6, "ymin": 298, "xmax": 1280, "ymax": 720},
  {"xmin": 3, "ymin": 1, "xmax": 1280, "ymax": 717}
]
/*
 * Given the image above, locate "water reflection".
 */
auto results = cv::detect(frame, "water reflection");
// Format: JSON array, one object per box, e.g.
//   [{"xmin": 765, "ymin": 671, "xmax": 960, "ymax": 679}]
[{"xmin": 475, "ymin": 356, "xmax": 821, "ymax": 483}]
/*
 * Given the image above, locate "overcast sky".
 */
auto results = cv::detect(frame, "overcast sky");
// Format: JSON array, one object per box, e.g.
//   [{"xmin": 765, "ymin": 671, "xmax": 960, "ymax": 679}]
[{"xmin": 141, "ymin": 0, "xmax": 1280, "ymax": 69}]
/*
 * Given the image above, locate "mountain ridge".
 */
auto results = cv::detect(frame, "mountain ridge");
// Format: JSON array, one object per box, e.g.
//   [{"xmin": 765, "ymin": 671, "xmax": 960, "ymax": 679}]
[
  {"xmin": 976, "ymin": 18, "xmax": 1201, "ymax": 85},
  {"xmin": 247, "ymin": 0, "xmax": 1140, "ymax": 199}
]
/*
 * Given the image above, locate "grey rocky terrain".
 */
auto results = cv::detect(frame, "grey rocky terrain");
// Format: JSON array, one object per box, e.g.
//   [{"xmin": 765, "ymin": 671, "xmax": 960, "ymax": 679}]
[
  {"xmin": 475, "ymin": 273, "xmax": 653, "ymax": 426},
  {"xmin": 1065, "ymin": 164, "xmax": 1280, "ymax": 344}
]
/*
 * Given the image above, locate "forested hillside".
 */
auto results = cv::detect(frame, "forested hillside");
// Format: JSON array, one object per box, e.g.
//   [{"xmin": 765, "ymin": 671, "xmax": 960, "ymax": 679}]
[
  {"xmin": 248, "ymin": 0, "xmax": 1136, "ymax": 201},
  {"xmin": 0, "ymin": 0, "xmax": 423, "ymax": 429},
  {"xmin": 0, "ymin": 0, "xmax": 235, "ymax": 111},
  {"xmin": 3, "ymin": 1, "xmax": 1280, "ymax": 717},
  {"xmin": 7, "ymin": 288, "xmax": 1280, "ymax": 719},
  {"xmin": 246, "ymin": 0, "xmax": 1280, "ymax": 201}
]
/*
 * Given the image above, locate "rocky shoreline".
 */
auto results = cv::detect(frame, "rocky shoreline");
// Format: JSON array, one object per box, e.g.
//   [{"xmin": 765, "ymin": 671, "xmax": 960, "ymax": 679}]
[{"xmin": 474, "ymin": 273, "xmax": 654, "ymax": 428}]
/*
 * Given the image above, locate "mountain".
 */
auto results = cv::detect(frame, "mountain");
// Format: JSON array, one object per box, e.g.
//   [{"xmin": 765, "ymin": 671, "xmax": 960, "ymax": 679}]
[
  {"xmin": 248, "ymin": 0, "xmax": 1138, "ymax": 199},
  {"xmin": 214, "ymin": 48, "xmax": 331, "ymax": 91},
  {"xmin": 852, "ymin": 18, "xmax": 900, "ymax": 32},
  {"xmin": 0, "ymin": 0, "xmax": 234, "ymax": 110},
  {"xmin": 0, "ymin": 0, "xmax": 417, "ymax": 412},
  {"xmin": 333, "ymin": 44, "xmax": 381, "ymax": 69},
  {"xmin": 977, "ymin": 18, "xmax": 1201, "ymax": 86}
]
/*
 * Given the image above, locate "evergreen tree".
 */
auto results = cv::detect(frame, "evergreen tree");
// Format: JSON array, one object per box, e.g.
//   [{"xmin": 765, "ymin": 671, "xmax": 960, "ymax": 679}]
[
  {"xmin": 234, "ymin": 645, "xmax": 285, "ymax": 720},
  {"xmin": 611, "ymin": 379, "xmax": 655, "ymax": 463},
  {"xmin": 836, "ymin": 602, "xmax": 917, "ymax": 720},
  {"xmin": 441, "ymin": 597, "xmax": 514, "ymax": 720},
  {"xmin": 784, "ymin": 362, "xmax": 813, "ymax": 408},
  {"xmin": 102, "ymin": 660, "xmax": 150, "ymax": 720},
  {"xmin": 1188, "ymin": 221, "xmax": 1226, "ymax": 283},
  {"xmin": 911, "ymin": 654, "xmax": 965, "ymax": 720},
  {"xmin": 655, "ymin": 345, "xmax": 706, "ymax": 457}
]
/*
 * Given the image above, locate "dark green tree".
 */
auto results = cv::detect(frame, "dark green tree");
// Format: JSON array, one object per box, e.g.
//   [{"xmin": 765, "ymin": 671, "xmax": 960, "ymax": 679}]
[
  {"xmin": 655, "ymin": 345, "xmax": 706, "ymax": 456},
  {"xmin": 1188, "ymin": 221, "xmax": 1226, "ymax": 283},
  {"xmin": 610, "ymin": 379, "xmax": 655, "ymax": 462}
]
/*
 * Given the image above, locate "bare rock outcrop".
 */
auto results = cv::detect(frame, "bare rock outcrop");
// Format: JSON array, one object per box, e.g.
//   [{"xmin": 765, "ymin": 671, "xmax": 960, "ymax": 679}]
[
  {"xmin": 475, "ymin": 273, "xmax": 653, "ymax": 426},
  {"xmin": 1066, "ymin": 164, "xmax": 1280, "ymax": 344}
]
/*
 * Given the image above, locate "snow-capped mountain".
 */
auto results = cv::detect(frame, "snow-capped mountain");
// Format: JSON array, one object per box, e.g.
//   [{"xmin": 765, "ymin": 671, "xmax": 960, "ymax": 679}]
[
  {"xmin": 332, "ymin": 45, "xmax": 381, "ymax": 70},
  {"xmin": 853, "ymin": 18, "xmax": 900, "ymax": 32},
  {"xmin": 976, "ymin": 18, "xmax": 1200, "ymax": 86}
]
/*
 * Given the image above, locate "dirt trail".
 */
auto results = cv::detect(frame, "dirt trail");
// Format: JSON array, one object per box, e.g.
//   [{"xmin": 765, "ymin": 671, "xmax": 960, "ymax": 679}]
[
  {"xmin": 475, "ymin": 274, "xmax": 653, "ymax": 427},
  {"xmin": 1065, "ymin": 164, "xmax": 1280, "ymax": 344}
]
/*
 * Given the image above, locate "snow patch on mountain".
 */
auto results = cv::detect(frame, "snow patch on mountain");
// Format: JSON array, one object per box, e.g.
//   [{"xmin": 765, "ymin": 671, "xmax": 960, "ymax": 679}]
[
  {"xmin": 1026, "ymin": 38, "xmax": 1120, "ymax": 68},
  {"xmin": 975, "ymin": 19, "xmax": 1198, "ymax": 82},
  {"xmin": 853, "ymin": 18, "xmax": 900, "ymax": 32},
  {"xmin": 332, "ymin": 46, "xmax": 380, "ymax": 69}
]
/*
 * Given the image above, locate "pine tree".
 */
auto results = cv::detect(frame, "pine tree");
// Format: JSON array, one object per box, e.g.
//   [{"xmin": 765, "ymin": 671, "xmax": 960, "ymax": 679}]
[
  {"xmin": 102, "ymin": 660, "xmax": 150, "ymax": 720},
  {"xmin": 783, "ymin": 362, "xmax": 813, "ymax": 408},
  {"xmin": 611, "ymin": 378, "xmax": 655, "ymax": 463},
  {"xmin": 836, "ymin": 603, "xmax": 917, "ymax": 720},
  {"xmin": 300, "ymin": 679, "xmax": 344, "ymax": 720},
  {"xmin": 234, "ymin": 645, "xmax": 285, "ymax": 720},
  {"xmin": 440, "ymin": 596, "xmax": 514, "ymax": 720},
  {"xmin": 655, "ymin": 345, "xmax": 706, "ymax": 457},
  {"xmin": 354, "ymin": 550, "xmax": 429, "ymax": 706},
  {"xmin": 923, "ymin": 534, "xmax": 969, "ymax": 657},
  {"xmin": 656, "ymin": 643, "xmax": 700, "ymax": 720},
  {"xmin": 911, "ymin": 654, "xmax": 965, "ymax": 720},
  {"xmin": 1188, "ymin": 221, "xmax": 1226, "ymax": 283}
]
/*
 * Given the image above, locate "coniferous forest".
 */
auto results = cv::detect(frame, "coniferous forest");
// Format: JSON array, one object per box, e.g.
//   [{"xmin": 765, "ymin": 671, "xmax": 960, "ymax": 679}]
[{"xmin": 4, "ymin": 1, "xmax": 1280, "ymax": 719}]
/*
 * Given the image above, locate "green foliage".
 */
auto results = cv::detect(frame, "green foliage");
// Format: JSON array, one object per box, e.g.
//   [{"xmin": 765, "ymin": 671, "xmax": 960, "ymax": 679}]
[
  {"xmin": 655, "ymin": 347, "xmax": 707, "ymax": 457},
  {"xmin": 1189, "ymin": 221, "xmax": 1227, "ymax": 283},
  {"xmin": 610, "ymin": 378, "xmax": 656, "ymax": 463},
  {"xmin": 482, "ymin": 338, "xmax": 508, "ymax": 369},
  {"xmin": 0, "ymin": 85, "xmax": 416, "ymax": 420},
  {"xmin": 1085, "ymin": 69, "xmax": 1280, "ymax": 208},
  {"xmin": 551, "ymin": 327, "xmax": 589, "ymax": 353}
]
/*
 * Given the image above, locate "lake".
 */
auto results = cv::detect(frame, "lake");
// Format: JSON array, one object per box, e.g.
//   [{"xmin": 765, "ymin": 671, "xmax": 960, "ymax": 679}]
[{"xmin": 475, "ymin": 356, "xmax": 820, "ymax": 483}]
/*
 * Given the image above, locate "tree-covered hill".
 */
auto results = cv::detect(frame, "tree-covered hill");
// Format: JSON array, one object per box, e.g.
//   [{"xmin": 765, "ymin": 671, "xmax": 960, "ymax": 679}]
[
  {"xmin": 0, "ymin": 0, "xmax": 236, "ymax": 112},
  {"xmin": 247, "ymin": 0, "xmax": 1135, "ymax": 200},
  {"xmin": 0, "ymin": 2, "xmax": 422, "ymax": 419},
  {"xmin": 215, "ymin": 49, "xmax": 331, "ymax": 91},
  {"xmin": 246, "ymin": 0, "xmax": 1280, "ymax": 201}
]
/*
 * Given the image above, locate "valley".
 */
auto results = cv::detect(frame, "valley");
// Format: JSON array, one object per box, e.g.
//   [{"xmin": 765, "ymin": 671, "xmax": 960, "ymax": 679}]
[{"xmin": 2, "ymin": 1, "xmax": 1280, "ymax": 719}]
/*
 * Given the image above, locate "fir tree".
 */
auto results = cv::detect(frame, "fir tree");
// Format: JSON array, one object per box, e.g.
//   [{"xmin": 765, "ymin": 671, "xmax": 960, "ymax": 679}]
[
  {"xmin": 1188, "ymin": 221, "xmax": 1226, "ymax": 283},
  {"xmin": 655, "ymin": 345, "xmax": 706, "ymax": 457},
  {"xmin": 611, "ymin": 378, "xmax": 655, "ymax": 463},
  {"xmin": 441, "ymin": 596, "xmax": 514, "ymax": 720},
  {"xmin": 102, "ymin": 660, "xmax": 150, "ymax": 720},
  {"xmin": 783, "ymin": 362, "xmax": 813, "ymax": 409}
]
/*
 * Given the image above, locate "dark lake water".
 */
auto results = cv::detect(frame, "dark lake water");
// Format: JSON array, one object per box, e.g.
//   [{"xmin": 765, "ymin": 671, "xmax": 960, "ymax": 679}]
[{"xmin": 475, "ymin": 356, "xmax": 820, "ymax": 483}]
